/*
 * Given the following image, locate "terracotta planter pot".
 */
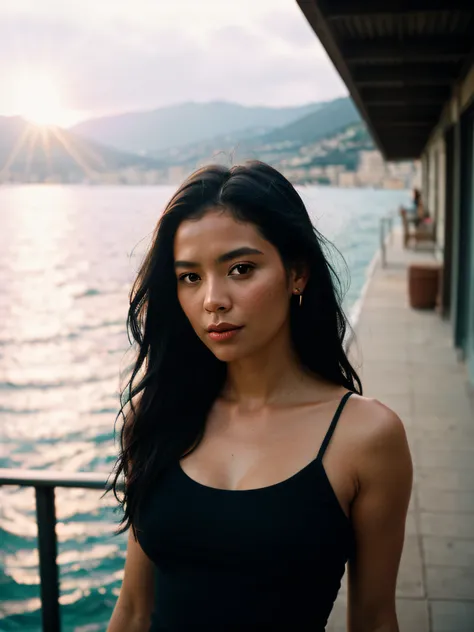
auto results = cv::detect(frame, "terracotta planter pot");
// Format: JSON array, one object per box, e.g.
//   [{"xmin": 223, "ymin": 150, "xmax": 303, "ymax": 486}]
[{"xmin": 408, "ymin": 263, "xmax": 442, "ymax": 309}]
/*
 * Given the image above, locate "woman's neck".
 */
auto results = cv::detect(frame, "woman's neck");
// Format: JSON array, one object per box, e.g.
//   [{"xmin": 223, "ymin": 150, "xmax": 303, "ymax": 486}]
[{"xmin": 221, "ymin": 331, "xmax": 315, "ymax": 413}]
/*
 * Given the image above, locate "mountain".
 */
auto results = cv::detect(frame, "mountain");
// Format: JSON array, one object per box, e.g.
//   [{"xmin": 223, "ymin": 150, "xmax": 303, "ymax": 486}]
[
  {"xmin": 71, "ymin": 101, "xmax": 324, "ymax": 154},
  {"xmin": 258, "ymin": 97, "xmax": 361, "ymax": 145},
  {"xmin": 153, "ymin": 97, "xmax": 364, "ymax": 169},
  {"xmin": 0, "ymin": 116, "xmax": 164, "ymax": 183},
  {"xmin": 0, "ymin": 97, "xmax": 370, "ymax": 185}
]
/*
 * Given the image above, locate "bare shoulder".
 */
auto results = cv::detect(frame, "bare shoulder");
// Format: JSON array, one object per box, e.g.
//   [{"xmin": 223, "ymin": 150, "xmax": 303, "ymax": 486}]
[
  {"xmin": 344, "ymin": 394, "xmax": 412, "ymax": 480},
  {"xmin": 346, "ymin": 393, "xmax": 408, "ymax": 444}
]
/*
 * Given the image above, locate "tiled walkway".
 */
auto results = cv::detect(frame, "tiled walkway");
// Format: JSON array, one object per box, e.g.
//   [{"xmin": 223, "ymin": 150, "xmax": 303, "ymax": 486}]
[{"xmin": 327, "ymin": 229, "xmax": 474, "ymax": 632}]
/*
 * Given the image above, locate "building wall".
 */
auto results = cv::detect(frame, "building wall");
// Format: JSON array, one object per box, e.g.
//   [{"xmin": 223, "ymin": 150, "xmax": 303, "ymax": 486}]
[
  {"xmin": 422, "ymin": 64, "xmax": 474, "ymax": 386},
  {"xmin": 468, "ymin": 155, "xmax": 474, "ymax": 385},
  {"xmin": 459, "ymin": 109, "xmax": 474, "ymax": 382},
  {"xmin": 423, "ymin": 136, "xmax": 446, "ymax": 248},
  {"xmin": 460, "ymin": 65, "xmax": 474, "ymax": 112}
]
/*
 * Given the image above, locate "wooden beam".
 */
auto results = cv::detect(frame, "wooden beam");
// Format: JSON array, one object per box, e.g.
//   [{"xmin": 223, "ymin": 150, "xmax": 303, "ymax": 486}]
[
  {"xmin": 382, "ymin": 137, "xmax": 428, "ymax": 143},
  {"xmin": 366, "ymin": 105, "xmax": 443, "ymax": 122},
  {"xmin": 382, "ymin": 137, "xmax": 428, "ymax": 144},
  {"xmin": 379, "ymin": 127, "xmax": 429, "ymax": 134},
  {"xmin": 353, "ymin": 64, "xmax": 458, "ymax": 86},
  {"xmin": 362, "ymin": 97, "xmax": 449, "ymax": 106},
  {"xmin": 380, "ymin": 142, "xmax": 430, "ymax": 150},
  {"xmin": 316, "ymin": 0, "xmax": 472, "ymax": 19},
  {"xmin": 385, "ymin": 151, "xmax": 424, "ymax": 160},
  {"xmin": 383, "ymin": 140, "xmax": 427, "ymax": 153},
  {"xmin": 359, "ymin": 86, "xmax": 451, "ymax": 106},
  {"xmin": 382, "ymin": 136, "xmax": 428, "ymax": 142},
  {"xmin": 373, "ymin": 121, "xmax": 434, "ymax": 128},
  {"xmin": 363, "ymin": 97, "xmax": 448, "ymax": 106},
  {"xmin": 458, "ymin": 41, "xmax": 474, "ymax": 83},
  {"xmin": 342, "ymin": 38, "xmax": 471, "ymax": 65},
  {"xmin": 378, "ymin": 130, "xmax": 431, "ymax": 139},
  {"xmin": 382, "ymin": 142, "xmax": 428, "ymax": 160},
  {"xmin": 379, "ymin": 141, "xmax": 430, "ymax": 155}
]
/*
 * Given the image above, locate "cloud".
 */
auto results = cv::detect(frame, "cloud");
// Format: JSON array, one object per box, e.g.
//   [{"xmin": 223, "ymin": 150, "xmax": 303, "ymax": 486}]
[
  {"xmin": 0, "ymin": 1, "xmax": 347, "ymax": 121},
  {"xmin": 255, "ymin": 10, "xmax": 325, "ymax": 50}
]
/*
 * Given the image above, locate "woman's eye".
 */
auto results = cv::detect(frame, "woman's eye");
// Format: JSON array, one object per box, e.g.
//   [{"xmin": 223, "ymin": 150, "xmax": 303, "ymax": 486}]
[
  {"xmin": 229, "ymin": 263, "xmax": 254, "ymax": 276},
  {"xmin": 179, "ymin": 273, "xmax": 200, "ymax": 284}
]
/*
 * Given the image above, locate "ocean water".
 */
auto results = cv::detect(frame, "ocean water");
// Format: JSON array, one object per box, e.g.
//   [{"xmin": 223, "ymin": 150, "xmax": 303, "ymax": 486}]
[{"xmin": 0, "ymin": 184, "xmax": 408, "ymax": 631}]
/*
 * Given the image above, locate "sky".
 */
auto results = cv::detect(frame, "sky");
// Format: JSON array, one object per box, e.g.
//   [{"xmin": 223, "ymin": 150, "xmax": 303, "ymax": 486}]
[{"xmin": 0, "ymin": 0, "xmax": 347, "ymax": 126}]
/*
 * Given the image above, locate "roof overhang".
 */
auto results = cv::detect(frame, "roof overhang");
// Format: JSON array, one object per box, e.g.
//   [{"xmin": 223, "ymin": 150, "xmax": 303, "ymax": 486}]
[{"xmin": 297, "ymin": 1, "xmax": 474, "ymax": 160}]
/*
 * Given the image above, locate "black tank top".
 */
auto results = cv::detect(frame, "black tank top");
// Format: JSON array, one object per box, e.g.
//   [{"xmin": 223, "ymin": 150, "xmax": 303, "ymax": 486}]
[{"xmin": 136, "ymin": 391, "xmax": 354, "ymax": 631}]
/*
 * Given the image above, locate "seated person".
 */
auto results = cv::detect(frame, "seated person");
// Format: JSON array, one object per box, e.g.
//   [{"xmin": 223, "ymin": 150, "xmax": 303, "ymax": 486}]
[
  {"xmin": 401, "ymin": 188, "xmax": 427, "ymax": 227},
  {"xmin": 404, "ymin": 188, "xmax": 421, "ymax": 217}
]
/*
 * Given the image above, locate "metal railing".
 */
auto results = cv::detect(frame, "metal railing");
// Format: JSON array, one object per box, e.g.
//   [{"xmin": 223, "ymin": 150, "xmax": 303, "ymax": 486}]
[
  {"xmin": 379, "ymin": 211, "xmax": 397, "ymax": 268},
  {"xmin": 0, "ymin": 468, "xmax": 110, "ymax": 632}
]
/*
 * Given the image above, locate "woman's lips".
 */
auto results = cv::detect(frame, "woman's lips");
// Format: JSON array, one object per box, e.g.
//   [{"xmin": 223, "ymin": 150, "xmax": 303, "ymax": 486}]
[{"xmin": 207, "ymin": 327, "xmax": 243, "ymax": 342}]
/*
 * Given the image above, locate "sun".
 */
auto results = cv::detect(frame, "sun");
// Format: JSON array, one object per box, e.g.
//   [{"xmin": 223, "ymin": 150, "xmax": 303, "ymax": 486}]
[{"xmin": 14, "ymin": 74, "xmax": 74, "ymax": 128}]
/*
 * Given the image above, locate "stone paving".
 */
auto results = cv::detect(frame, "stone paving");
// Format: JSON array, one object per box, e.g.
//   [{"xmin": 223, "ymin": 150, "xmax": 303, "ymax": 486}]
[{"xmin": 326, "ymin": 228, "xmax": 474, "ymax": 632}]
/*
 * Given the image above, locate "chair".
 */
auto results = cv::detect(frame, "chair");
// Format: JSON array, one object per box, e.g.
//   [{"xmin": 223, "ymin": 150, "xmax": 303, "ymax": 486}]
[{"xmin": 400, "ymin": 208, "xmax": 436, "ymax": 249}]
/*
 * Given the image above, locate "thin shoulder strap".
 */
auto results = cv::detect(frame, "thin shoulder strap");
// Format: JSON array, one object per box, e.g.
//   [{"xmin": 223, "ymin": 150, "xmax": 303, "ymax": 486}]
[{"xmin": 316, "ymin": 391, "xmax": 353, "ymax": 462}]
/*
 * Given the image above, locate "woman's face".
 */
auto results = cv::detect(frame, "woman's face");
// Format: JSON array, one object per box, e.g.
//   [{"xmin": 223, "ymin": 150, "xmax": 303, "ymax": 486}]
[{"xmin": 174, "ymin": 208, "xmax": 302, "ymax": 363}]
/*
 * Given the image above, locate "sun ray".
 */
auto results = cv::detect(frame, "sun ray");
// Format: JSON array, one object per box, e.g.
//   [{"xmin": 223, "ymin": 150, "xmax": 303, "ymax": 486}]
[
  {"xmin": 49, "ymin": 126, "xmax": 98, "ymax": 180},
  {"xmin": 24, "ymin": 126, "xmax": 40, "ymax": 177},
  {"xmin": 39, "ymin": 126, "xmax": 53, "ymax": 176},
  {"xmin": 66, "ymin": 133, "xmax": 107, "ymax": 171},
  {"xmin": 0, "ymin": 124, "xmax": 35, "ymax": 178}
]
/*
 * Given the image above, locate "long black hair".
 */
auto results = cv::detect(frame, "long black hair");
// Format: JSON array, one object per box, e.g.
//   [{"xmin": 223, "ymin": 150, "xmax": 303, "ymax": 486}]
[{"xmin": 109, "ymin": 161, "xmax": 362, "ymax": 534}]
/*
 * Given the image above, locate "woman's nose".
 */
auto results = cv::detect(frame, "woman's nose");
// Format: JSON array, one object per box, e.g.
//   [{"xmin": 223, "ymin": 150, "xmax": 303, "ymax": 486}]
[{"xmin": 203, "ymin": 281, "xmax": 231, "ymax": 313}]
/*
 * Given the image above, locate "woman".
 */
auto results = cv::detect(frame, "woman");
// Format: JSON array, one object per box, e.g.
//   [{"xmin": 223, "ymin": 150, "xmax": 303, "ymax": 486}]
[
  {"xmin": 107, "ymin": 162, "xmax": 412, "ymax": 631},
  {"xmin": 410, "ymin": 188, "xmax": 421, "ymax": 215},
  {"xmin": 402, "ymin": 188, "xmax": 425, "ymax": 226}
]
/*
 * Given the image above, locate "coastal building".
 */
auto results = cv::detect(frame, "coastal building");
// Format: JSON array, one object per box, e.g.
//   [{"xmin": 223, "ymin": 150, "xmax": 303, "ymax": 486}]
[
  {"xmin": 337, "ymin": 171, "xmax": 357, "ymax": 188},
  {"xmin": 308, "ymin": 166, "xmax": 324, "ymax": 178},
  {"xmin": 167, "ymin": 164, "xmax": 187, "ymax": 184},
  {"xmin": 298, "ymin": 1, "xmax": 474, "ymax": 388},
  {"xmin": 325, "ymin": 164, "xmax": 345, "ymax": 182},
  {"xmin": 357, "ymin": 149, "xmax": 386, "ymax": 186},
  {"xmin": 143, "ymin": 168, "xmax": 167, "ymax": 185},
  {"xmin": 382, "ymin": 178, "xmax": 406, "ymax": 190}
]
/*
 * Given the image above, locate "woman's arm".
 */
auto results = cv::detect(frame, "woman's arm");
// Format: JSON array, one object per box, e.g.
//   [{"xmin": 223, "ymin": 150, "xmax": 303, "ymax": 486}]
[
  {"xmin": 347, "ymin": 401, "xmax": 413, "ymax": 632},
  {"xmin": 107, "ymin": 529, "xmax": 155, "ymax": 632}
]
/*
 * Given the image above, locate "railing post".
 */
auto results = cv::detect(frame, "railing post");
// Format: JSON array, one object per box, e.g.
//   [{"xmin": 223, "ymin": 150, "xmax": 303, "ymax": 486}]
[
  {"xmin": 380, "ymin": 217, "xmax": 386, "ymax": 268},
  {"xmin": 35, "ymin": 486, "xmax": 61, "ymax": 632}
]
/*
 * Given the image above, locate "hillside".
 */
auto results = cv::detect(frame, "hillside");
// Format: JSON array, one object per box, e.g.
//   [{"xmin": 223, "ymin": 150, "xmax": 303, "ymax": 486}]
[
  {"xmin": 0, "ymin": 97, "xmax": 417, "ymax": 188},
  {"xmin": 71, "ymin": 100, "xmax": 323, "ymax": 154},
  {"xmin": 150, "ymin": 97, "xmax": 360, "ymax": 164},
  {"xmin": 259, "ymin": 97, "xmax": 361, "ymax": 145},
  {"xmin": 0, "ymin": 116, "xmax": 164, "ymax": 183},
  {"xmin": 153, "ymin": 98, "xmax": 364, "ymax": 168}
]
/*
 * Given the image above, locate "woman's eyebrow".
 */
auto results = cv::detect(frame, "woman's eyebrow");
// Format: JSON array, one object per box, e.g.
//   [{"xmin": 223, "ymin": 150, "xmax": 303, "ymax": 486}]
[
  {"xmin": 174, "ymin": 247, "xmax": 264, "ymax": 269},
  {"xmin": 217, "ymin": 247, "xmax": 264, "ymax": 263}
]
